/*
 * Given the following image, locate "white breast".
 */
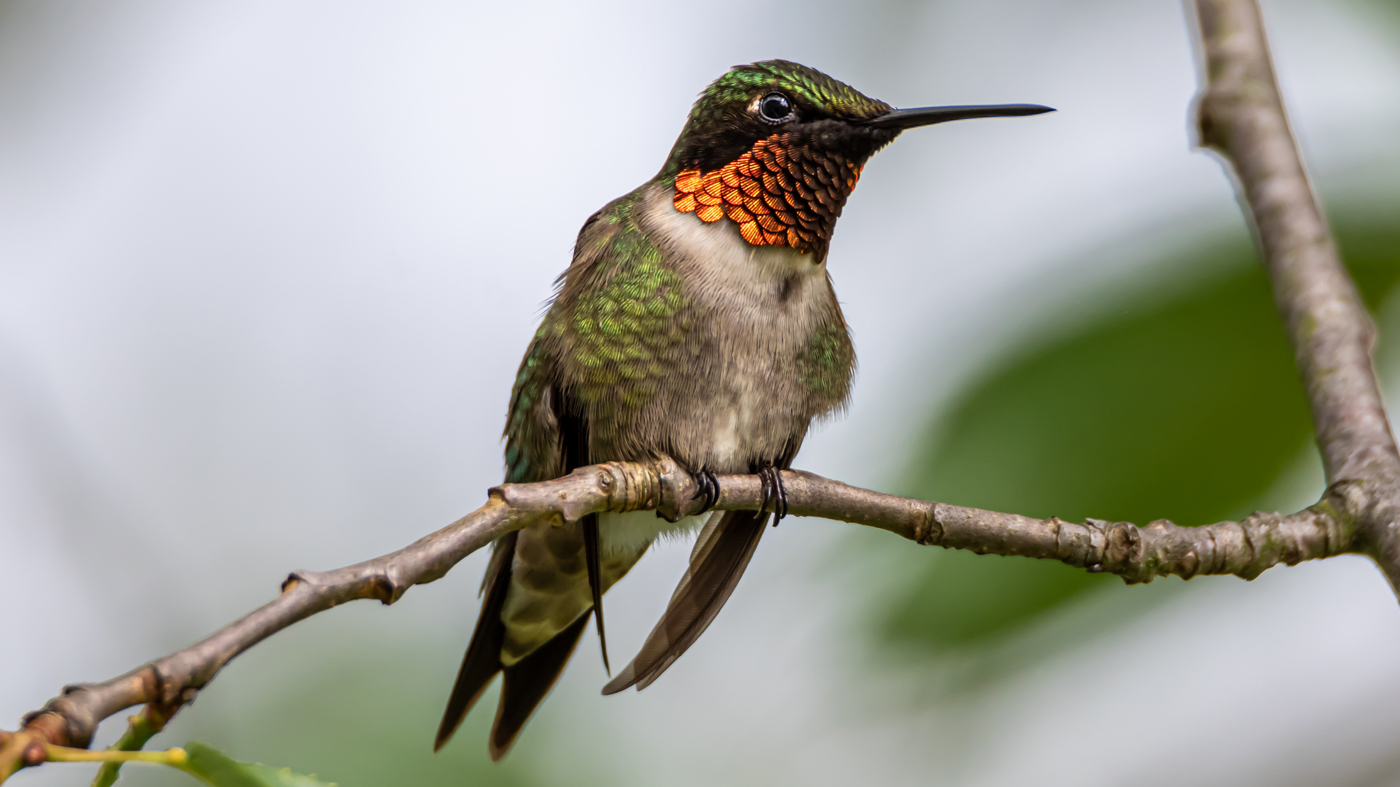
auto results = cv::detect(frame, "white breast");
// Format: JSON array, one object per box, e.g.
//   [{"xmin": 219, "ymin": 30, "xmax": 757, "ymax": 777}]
[
  {"xmin": 642, "ymin": 186, "xmax": 825, "ymax": 297},
  {"xmin": 600, "ymin": 510, "xmax": 712, "ymax": 556},
  {"xmin": 637, "ymin": 183, "xmax": 836, "ymax": 473}
]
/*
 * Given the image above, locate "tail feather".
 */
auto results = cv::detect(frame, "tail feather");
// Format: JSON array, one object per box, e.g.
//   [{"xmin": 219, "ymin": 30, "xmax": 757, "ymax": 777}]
[
  {"xmin": 582, "ymin": 512, "xmax": 609, "ymax": 674},
  {"xmin": 602, "ymin": 509, "xmax": 767, "ymax": 695},
  {"xmin": 488, "ymin": 610, "xmax": 592, "ymax": 761},
  {"xmin": 435, "ymin": 532, "xmax": 518, "ymax": 751}
]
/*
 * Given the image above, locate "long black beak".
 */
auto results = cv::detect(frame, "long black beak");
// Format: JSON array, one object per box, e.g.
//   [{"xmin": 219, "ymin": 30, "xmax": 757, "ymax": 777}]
[{"xmin": 866, "ymin": 104, "xmax": 1054, "ymax": 130}]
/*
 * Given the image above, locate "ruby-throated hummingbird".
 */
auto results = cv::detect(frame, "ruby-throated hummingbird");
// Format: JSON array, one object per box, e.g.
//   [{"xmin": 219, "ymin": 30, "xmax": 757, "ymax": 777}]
[{"xmin": 435, "ymin": 60, "xmax": 1050, "ymax": 760}]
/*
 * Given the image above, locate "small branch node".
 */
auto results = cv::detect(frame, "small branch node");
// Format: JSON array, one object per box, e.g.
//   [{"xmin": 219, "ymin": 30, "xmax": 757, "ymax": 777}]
[
  {"xmin": 1083, "ymin": 518, "xmax": 1113, "ymax": 568},
  {"xmin": 1105, "ymin": 522, "xmax": 1143, "ymax": 566},
  {"xmin": 600, "ymin": 461, "xmax": 662, "ymax": 515},
  {"xmin": 654, "ymin": 457, "xmax": 701, "ymax": 522},
  {"xmin": 282, "ymin": 571, "xmax": 313, "ymax": 593},
  {"xmin": 1048, "ymin": 515, "xmax": 1067, "ymax": 561},
  {"xmin": 369, "ymin": 574, "xmax": 395, "ymax": 605},
  {"xmin": 912, "ymin": 504, "xmax": 932, "ymax": 545},
  {"xmin": 1180, "ymin": 549, "xmax": 1201, "ymax": 580},
  {"xmin": 915, "ymin": 503, "xmax": 942, "ymax": 546},
  {"xmin": 1241, "ymin": 510, "xmax": 1285, "ymax": 578}
]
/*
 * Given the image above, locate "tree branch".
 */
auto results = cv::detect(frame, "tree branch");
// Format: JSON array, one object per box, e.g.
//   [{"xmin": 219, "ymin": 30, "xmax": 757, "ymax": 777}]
[
  {"xmin": 1192, "ymin": 0, "xmax": 1400, "ymax": 585},
  {"xmin": 0, "ymin": 459, "xmax": 1358, "ymax": 781}
]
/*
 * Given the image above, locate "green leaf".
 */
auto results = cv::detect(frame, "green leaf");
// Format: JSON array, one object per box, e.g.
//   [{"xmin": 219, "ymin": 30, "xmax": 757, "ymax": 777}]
[
  {"xmin": 180, "ymin": 742, "xmax": 337, "ymax": 787},
  {"xmin": 873, "ymin": 217, "xmax": 1400, "ymax": 656}
]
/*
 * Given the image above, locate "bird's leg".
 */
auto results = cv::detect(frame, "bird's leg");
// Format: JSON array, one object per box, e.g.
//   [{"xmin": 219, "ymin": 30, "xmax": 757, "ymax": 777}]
[
  {"xmin": 756, "ymin": 464, "xmax": 788, "ymax": 525},
  {"xmin": 690, "ymin": 466, "xmax": 720, "ymax": 515}
]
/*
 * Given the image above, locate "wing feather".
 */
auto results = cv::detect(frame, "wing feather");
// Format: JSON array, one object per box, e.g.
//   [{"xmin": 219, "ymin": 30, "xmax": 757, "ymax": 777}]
[{"xmin": 601, "ymin": 509, "xmax": 768, "ymax": 694}]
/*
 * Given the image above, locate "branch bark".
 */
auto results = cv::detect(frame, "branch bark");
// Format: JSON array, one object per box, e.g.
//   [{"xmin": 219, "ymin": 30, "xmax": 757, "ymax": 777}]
[
  {"xmin": 1193, "ymin": 0, "xmax": 1400, "ymax": 585},
  {"xmin": 4, "ymin": 0, "xmax": 1400, "ymax": 781}
]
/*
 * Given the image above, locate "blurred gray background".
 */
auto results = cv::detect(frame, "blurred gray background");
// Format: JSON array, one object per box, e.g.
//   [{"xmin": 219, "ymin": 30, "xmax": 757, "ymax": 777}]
[{"xmin": 4, "ymin": 1, "xmax": 1400, "ymax": 785}]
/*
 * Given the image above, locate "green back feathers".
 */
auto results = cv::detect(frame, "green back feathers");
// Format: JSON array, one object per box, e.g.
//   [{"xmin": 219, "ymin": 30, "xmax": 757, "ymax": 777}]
[
  {"xmin": 567, "ymin": 223, "xmax": 691, "ymax": 418},
  {"xmin": 503, "ymin": 197, "xmax": 695, "ymax": 479},
  {"xmin": 504, "ymin": 335, "xmax": 551, "ymax": 483}
]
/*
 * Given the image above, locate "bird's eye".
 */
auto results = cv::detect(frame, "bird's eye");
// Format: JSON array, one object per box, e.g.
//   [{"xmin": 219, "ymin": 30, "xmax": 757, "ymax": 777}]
[{"xmin": 758, "ymin": 92, "xmax": 794, "ymax": 123}]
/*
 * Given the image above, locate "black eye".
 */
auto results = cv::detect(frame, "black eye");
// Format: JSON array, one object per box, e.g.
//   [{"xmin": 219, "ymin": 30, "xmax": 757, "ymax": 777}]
[{"xmin": 758, "ymin": 92, "xmax": 794, "ymax": 123}]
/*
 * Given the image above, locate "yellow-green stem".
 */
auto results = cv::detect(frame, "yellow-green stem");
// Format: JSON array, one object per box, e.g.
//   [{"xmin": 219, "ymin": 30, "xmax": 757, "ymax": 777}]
[
  {"xmin": 47, "ymin": 744, "xmax": 187, "ymax": 766},
  {"xmin": 90, "ymin": 705, "xmax": 175, "ymax": 787}
]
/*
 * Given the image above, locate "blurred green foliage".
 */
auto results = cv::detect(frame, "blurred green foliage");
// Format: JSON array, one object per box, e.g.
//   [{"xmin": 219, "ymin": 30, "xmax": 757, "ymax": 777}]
[
  {"xmin": 179, "ymin": 742, "xmax": 336, "ymax": 787},
  {"xmin": 878, "ymin": 217, "xmax": 1400, "ymax": 653}
]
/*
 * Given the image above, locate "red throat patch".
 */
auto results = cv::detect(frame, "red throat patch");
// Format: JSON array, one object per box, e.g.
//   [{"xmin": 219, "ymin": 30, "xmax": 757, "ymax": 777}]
[{"xmin": 672, "ymin": 134, "xmax": 862, "ymax": 257}]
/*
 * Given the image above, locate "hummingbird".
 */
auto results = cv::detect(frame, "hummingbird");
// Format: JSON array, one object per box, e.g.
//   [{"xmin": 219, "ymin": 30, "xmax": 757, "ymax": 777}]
[{"xmin": 435, "ymin": 60, "xmax": 1050, "ymax": 760}]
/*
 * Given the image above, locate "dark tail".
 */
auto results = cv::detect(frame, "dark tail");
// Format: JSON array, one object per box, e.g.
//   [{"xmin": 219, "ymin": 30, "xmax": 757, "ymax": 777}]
[
  {"xmin": 489, "ymin": 611, "xmax": 590, "ymax": 760},
  {"xmin": 435, "ymin": 532, "xmax": 517, "ymax": 751},
  {"xmin": 602, "ymin": 509, "xmax": 767, "ymax": 694},
  {"xmin": 436, "ymin": 531, "xmax": 595, "ymax": 761}
]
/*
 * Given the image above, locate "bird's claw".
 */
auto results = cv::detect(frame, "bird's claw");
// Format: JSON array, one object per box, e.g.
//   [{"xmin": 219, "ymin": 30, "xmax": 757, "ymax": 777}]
[
  {"xmin": 758, "ymin": 465, "xmax": 788, "ymax": 525},
  {"xmin": 691, "ymin": 467, "xmax": 720, "ymax": 515}
]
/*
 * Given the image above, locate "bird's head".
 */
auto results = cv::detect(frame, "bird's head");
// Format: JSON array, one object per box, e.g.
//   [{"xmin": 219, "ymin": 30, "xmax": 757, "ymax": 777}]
[{"xmin": 660, "ymin": 60, "xmax": 1051, "ymax": 258}]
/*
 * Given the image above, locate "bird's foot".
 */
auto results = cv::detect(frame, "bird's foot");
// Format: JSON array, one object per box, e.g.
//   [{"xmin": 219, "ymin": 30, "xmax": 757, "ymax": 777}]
[
  {"xmin": 690, "ymin": 467, "xmax": 720, "ymax": 515},
  {"xmin": 758, "ymin": 465, "xmax": 788, "ymax": 525}
]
